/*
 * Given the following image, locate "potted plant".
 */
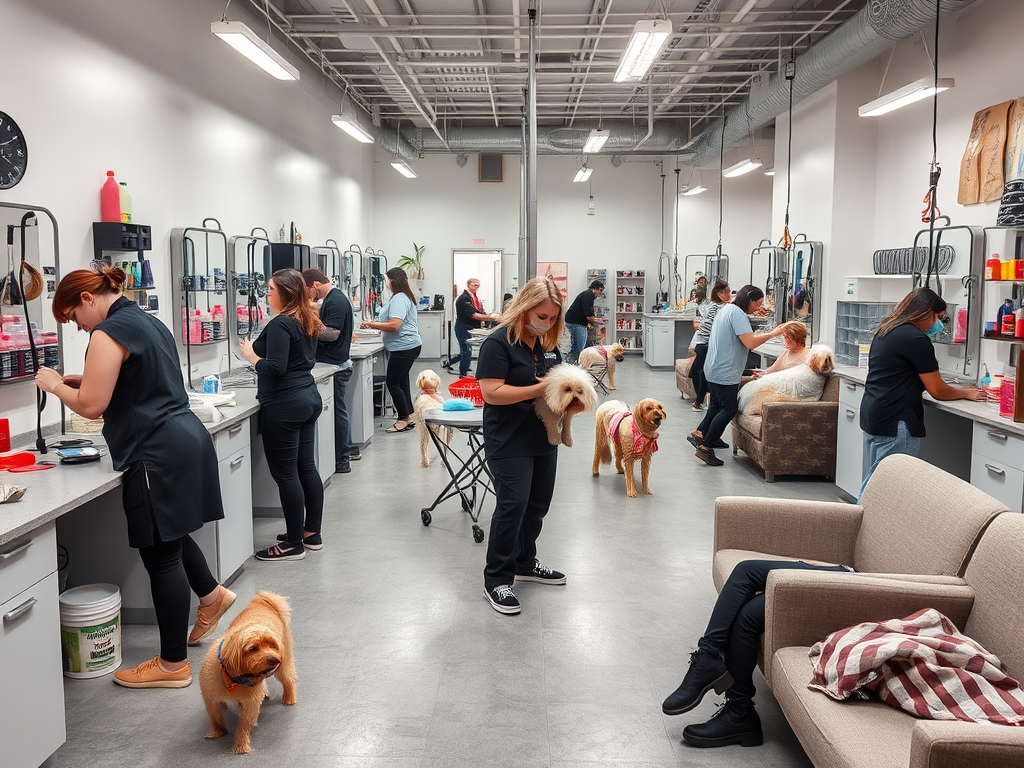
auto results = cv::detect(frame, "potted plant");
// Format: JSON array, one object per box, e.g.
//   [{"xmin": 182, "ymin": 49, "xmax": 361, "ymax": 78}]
[{"xmin": 397, "ymin": 242, "xmax": 425, "ymax": 280}]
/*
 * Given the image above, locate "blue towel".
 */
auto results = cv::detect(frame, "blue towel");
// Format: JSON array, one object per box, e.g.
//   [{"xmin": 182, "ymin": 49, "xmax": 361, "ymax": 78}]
[{"xmin": 443, "ymin": 398, "xmax": 476, "ymax": 411}]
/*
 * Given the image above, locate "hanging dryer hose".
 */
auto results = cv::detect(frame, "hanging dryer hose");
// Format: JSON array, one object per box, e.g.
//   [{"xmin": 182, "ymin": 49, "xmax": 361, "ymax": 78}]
[
  {"xmin": 923, "ymin": 0, "xmax": 945, "ymax": 293},
  {"xmin": 14, "ymin": 213, "xmax": 47, "ymax": 453},
  {"xmin": 779, "ymin": 57, "xmax": 797, "ymax": 250}
]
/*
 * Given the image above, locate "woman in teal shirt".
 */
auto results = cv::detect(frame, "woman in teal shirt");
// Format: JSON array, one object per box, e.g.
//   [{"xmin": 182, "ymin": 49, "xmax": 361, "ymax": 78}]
[{"xmin": 360, "ymin": 267, "xmax": 422, "ymax": 432}]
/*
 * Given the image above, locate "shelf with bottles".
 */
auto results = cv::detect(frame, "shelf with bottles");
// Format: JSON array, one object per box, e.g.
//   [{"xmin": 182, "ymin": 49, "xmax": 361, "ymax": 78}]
[
  {"xmin": 93, "ymin": 222, "xmax": 159, "ymax": 315},
  {"xmin": 0, "ymin": 315, "xmax": 59, "ymax": 384}
]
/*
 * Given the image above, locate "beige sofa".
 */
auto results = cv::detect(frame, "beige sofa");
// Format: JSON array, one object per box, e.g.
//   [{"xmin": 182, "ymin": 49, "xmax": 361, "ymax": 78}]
[{"xmin": 674, "ymin": 356, "xmax": 697, "ymax": 400}]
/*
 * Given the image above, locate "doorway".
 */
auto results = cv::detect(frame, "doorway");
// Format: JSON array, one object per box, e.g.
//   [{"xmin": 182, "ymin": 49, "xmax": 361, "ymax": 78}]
[{"xmin": 452, "ymin": 249, "xmax": 503, "ymax": 316}]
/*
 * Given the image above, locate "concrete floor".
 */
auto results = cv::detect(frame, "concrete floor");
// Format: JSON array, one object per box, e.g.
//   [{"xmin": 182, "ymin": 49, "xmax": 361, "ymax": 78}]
[{"xmin": 49, "ymin": 357, "xmax": 844, "ymax": 767}]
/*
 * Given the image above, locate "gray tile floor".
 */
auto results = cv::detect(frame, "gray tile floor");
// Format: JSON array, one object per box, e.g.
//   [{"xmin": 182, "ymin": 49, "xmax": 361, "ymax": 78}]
[{"xmin": 50, "ymin": 358, "xmax": 844, "ymax": 767}]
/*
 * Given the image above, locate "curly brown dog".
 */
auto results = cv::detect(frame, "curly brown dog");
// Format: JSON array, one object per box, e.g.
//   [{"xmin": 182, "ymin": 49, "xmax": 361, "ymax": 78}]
[
  {"xmin": 578, "ymin": 343, "xmax": 627, "ymax": 389},
  {"xmin": 199, "ymin": 592, "xmax": 297, "ymax": 754},
  {"xmin": 592, "ymin": 398, "xmax": 666, "ymax": 497}
]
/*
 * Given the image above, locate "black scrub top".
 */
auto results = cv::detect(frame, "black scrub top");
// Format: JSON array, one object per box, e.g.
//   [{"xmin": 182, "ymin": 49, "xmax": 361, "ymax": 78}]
[
  {"xmin": 860, "ymin": 322, "xmax": 939, "ymax": 438},
  {"xmin": 564, "ymin": 289, "xmax": 596, "ymax": 326},
  {"xmin": 252, "ymin": 314, "xmax": 318, "ymax": 405},
  {"xmin": 476, "ymin": 326, "xmax": 561, "ymax": 459},
  {"xmin": 95, "ymin": 297, "xmax": 223, "ymax": 548}
]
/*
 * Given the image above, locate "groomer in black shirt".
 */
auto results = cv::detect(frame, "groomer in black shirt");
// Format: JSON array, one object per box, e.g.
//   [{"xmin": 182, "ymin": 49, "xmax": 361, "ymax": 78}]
[
  {"xmin": 564, "ymin": 280, "xmax": 605, "ymax": 363},
  {"xmin": 859, "ymin": 287, "xmax": 983, "ymax": 498},
  {"xmin": 304, "ymin": 268, "xmax": 357, "ymax": 474},
  {"xmin": 477, "ymin": 277, "xmax": 567, "ymax": 616},
  {"xmin": 454, "ymin": 278, "xmax": 498, "ymax": 377}
]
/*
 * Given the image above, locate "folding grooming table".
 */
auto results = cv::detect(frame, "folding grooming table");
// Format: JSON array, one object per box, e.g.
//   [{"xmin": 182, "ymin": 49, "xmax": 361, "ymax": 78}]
[{"xmin": 419, "ymin": 407, "xmax": 493, "ymax": 543}]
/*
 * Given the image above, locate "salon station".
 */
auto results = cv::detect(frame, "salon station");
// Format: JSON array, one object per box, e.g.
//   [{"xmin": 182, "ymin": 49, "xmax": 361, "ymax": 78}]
[{"xmin": 4, "ymin": 1, "xmax": 1024, "ymax": 767}]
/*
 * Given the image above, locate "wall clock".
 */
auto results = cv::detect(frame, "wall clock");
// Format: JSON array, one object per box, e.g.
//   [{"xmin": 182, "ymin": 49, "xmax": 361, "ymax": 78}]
[{"xmin": 0, "ymin": 111, "xmax": 28, "ymax": 189}]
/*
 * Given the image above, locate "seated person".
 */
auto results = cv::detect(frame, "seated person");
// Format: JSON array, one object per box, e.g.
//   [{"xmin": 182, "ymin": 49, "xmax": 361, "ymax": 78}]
[
  {"xmin": 737, "ymin": 344, "xmax": 835, "ymax": 415},
  {"xmin": 751, "ymin": 322, "xmax": 810, "ymax": 378},
  {"xmin": 662, "ymin": 558, "xmax": 855, "ymax": 748}
]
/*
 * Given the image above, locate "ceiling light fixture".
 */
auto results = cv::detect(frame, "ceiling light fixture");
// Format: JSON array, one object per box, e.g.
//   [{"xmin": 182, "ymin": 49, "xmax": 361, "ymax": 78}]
[
  {"xmin": 211, "ymin": 21, "xmax": 299, "ymax": 81},
  {"xmin": 682, "ymin": 185, "xmax": 707, "ymax": 196},
  {"xmin": 723, "ymin": 158, "xmax": 764, "ymax": 178},
  {"xmin": 390, "ymin": 160, "xmax": 417, "ymax": 178},
  {"xmin": 614, "ymin": 19, "xmax": 673, "ymax": 83},
  {"xmin": 574, "ymin": 165, "xmax": 593, "ymax": 183},
  {"xmin": 583, "ymin": 129, "xmax": 610, "ymax": 154},
  {"xmin": 763, "ymin": 168, "xmax": 775, "ymax": 176},
  {"xmin": 858, "ymin": 77, "xmax": 954, "ymax": 117},
  {"xmin": 331, "ymin": 113, "xmax": 375, "ymax": 144}
]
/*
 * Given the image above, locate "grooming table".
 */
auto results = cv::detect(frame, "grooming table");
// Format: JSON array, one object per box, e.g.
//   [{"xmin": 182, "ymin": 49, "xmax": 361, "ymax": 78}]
[{"xmin": 419, "ymin": 407, "xmax": 493, "ymax": 543}]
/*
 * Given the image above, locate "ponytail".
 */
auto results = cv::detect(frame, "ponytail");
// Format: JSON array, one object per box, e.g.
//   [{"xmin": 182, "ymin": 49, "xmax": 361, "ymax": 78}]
[{"xmin": 52, "ymin": 264, "xmax": 126, "ymax": 323}]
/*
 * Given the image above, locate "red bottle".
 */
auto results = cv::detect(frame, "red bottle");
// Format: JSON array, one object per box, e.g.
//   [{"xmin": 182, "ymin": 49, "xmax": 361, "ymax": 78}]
[{"xmin": 101, "ymin": 171, "xmax": 121, "ymax": 222}]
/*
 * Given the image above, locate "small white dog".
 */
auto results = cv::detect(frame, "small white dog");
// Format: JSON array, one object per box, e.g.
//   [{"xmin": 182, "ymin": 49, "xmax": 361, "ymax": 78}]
[
  {"xmin": 412, "ymin": 370, "xmax": 452, "ymax": 467},
  {"xmin": 578, "ymin": 343, "xmax": 627, "ymax": 390},
  {"xmin": 534, "ymin": 364, "xmax": 598, "ymax": 447},
  {"xmin": 738, "ymin": 345, "xmax": 835, "ymax": 416}
]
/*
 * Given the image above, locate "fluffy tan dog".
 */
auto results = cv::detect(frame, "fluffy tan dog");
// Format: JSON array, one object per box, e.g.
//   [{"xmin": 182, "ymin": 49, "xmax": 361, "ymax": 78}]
[
  {"xmin": 592, "ymin": 398, "xmax": 666, "ymax": 497},
  {"xmin": 200, "ymin": 592, "xmax": 297, "ymax": 754},
  {"xmin": 412, "ymin": 369, "xmax": 452, "ymax": 467},
  {"xmin": 578, "ymin": 343, "xmax": 627, "ymax": 390},
  {"xmin": 738, "ymin": 345, "xmax": 836, "ymax": 416},
  {"xmin": 534, "ymin": 364, "xmax": 598, "ymax": 447}
]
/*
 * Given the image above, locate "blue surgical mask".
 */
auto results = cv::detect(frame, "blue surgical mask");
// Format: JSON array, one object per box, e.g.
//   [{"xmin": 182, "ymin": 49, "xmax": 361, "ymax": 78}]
[{"xmin": 926, "ymin": 319, "xmax": 944, "ymax": 339}]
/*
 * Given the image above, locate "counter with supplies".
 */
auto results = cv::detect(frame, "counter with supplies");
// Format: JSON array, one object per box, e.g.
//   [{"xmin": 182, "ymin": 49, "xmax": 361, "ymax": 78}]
[{"xmin": 641, "ymin": 312, "xmax": 697, "ymax": 370}]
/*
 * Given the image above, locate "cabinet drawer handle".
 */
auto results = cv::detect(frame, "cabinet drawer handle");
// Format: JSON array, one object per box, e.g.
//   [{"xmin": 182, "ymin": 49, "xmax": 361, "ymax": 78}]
[
  {"xmin": 3, "ymin": 597, "xmax": 36, "ymax": 622},
  {"xmin": 845, "ymin": 409, "xmax": 856, "ymax": 418},
  {"xmin": 0, "ymin": 539, "xmax": 31, "ymax": 560},
  {"xmin": 846, "ymin": 384, "xmax": 859, "ymax": 391},
  {"xmin": 985, "ymin": 464, "xmax": 1006, "ymax": 476},
  {"xmin": 229, "ymin": 455, "xmax": 245, "ymax": 468},
  {"xmin": 228, "ymin": 423, "xmax": 244, "ymax": 435},
  {"xmin": 987, "ymin": 431, "xmax": 1009, "ymax": 441}
]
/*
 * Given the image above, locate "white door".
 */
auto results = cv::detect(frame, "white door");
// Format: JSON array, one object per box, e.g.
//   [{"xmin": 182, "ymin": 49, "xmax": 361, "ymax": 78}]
[{"xmin": 453, "ymin": 249, "xmax": 503, "ymax": 317}]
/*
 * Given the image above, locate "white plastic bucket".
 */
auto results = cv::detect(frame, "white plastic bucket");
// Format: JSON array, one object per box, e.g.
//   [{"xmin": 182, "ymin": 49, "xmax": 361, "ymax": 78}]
[{"xmin": 59, "ymin": 584, "xmax": 122, "ymax": 679}]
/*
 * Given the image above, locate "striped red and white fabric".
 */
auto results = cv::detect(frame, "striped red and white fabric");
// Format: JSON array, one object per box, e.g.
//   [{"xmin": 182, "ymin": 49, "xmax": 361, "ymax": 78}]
[{"xmin": 807, "ymin": 608, "xmax": 1024, "ymax": 726}]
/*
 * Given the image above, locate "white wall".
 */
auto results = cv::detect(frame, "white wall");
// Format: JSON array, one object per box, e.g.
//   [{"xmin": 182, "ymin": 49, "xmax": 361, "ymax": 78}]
[{"xmin": 0, "ymin": 0, "xmax": 374, "ymax": 437}]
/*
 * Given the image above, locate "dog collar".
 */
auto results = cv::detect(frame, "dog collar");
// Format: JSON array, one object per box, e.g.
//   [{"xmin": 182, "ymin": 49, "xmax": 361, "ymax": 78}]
[
  {"xmin": 218, "ymin": 639, "xmax": 259, "ymax": 692},
  {"xmin": 631, "ymin": 418, "xmax": 659, "ymax": 454}
]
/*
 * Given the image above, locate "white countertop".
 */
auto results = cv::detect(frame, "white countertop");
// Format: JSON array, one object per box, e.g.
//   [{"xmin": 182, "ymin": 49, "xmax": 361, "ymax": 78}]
[
  {"xmin": 350, "ymin": 341, "xmax": 384, "ymax": 359},
  {"xmin": 643, "ymin": 313, "xmax": 698, "ymax": 321}
]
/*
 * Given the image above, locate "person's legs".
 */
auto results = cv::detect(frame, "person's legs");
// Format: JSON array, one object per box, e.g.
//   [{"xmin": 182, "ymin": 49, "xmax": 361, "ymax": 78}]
[
  {"xmin": 182, "ymin": 533, "xmax": 236, "ymax": 645},
  {"xmin": 567, "ymin": 324, "xmax": 587, "ymax": 364},
  {"xmin": 260, "ymin": 409, "xmax": 306, "ymax": 547},
  {"xmin": 694, "ymin": 383, "xmax": 721, "ymax": 438},
  {"xmin": 484, "ymin": 456, "xmax": 533, "ymax": 613},
  {"xmin": 297, "ymin": 410, "xmax": 324, "ymax": 535},
  {"xmin": 386, "ymin": 347, "xmax": 419, "ymax": 421},
  {"xmin": 398, "ymin": 346, "xmax": 420, "ymax": 419},
  {"xmin": 334, "ymin": 368, "xmax": 355, "ymax": 464},
  {"xmin": 454, "ymin": 324, "xmax": 472, "ymax": 377},
  {"xmin": 701, "ymin": 382, "xmax": 739, "ymax": 446},
  {"xmin": 137, "ymin": 536, "xmax": 192, "ymax": 664},
  {"xmin": 513, "ymin": 452, "xmax": 563, "ymax": 583},
  {"xmin": 691, "ymin": 344, "xmax": 709, "ymax": 407},
  {"xmin": 858, "ymin": 420, "xmax": 920, "ymax": 501}
]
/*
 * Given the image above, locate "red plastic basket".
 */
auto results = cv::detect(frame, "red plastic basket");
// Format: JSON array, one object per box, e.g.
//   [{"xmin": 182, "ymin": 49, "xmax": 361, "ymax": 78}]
[{"xmin": 448, "ymin": 377, "xmax": 484, "ymax": 406}]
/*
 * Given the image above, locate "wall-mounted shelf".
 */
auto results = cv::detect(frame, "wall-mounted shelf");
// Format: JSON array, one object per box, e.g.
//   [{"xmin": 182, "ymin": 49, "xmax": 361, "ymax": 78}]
[{"xmin": 92, "ymin": 221, "xmax": 158, "ymax": 314}]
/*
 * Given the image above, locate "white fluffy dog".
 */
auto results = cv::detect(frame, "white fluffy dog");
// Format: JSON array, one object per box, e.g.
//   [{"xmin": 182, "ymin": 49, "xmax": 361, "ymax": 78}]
[
  {"xmin": 578, "ymin": 343, "xmax": 627, "ymax": 390},
  {"xmin": 534, "ymin": 364, "xmax": 599, "ymax": 447},
  {"xmin": 412, "ymin": 370, "xmax": 452, "ymax": 467},
  {"xmin": 738, "ymin": 344, "xmax": 835, "ymax": 416}
]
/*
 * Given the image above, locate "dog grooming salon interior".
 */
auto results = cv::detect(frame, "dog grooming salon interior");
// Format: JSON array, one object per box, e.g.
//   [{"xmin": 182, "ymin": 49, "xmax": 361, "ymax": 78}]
[{"xmin": 5, "ymin": 0, "xmax": 1024, "ymax": 765}]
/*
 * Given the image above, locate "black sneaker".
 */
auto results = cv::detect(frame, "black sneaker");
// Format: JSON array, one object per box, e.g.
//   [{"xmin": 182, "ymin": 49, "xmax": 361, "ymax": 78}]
[
  {"xmin": 695, "ymin": 447, "xmax": 724, "ymax": 466},
  {"xmin": 336, "ymin": 461, "xmax": 351, "ymax": 474},
  {"xmin": 682, "ymin": 700, "xmax": 763, "ymax": 748},
  {"xmin": 255, "ymin": 543, "xmax": 305, "ymax": 561},
  {"xmin": 662, "ymin": 648, "xmax": 733, "ymax": 715},
  {"xmin": 686, "ymin": 433, "xmax": 702, "ymax": 449},
  {"xmin": 708, "ymin": 439, "xmax": 729, "ymax": 450},
  {"xmin": 276, "ymin": 532, "xmax": 323, "ymax": 551},
  {"xmin": 485, "ymin": 584, "xmax": 521, "ymax": 615},
  {"xmin": 515, "ymin": 559, "xmax": 566, "ymax": 585}
]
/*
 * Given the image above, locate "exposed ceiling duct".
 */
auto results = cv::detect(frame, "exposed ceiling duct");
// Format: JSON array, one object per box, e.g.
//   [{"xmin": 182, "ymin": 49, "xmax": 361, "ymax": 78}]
[{"xmin": 684, "ymin": 0, "xmax": 978, "ymax": 167}]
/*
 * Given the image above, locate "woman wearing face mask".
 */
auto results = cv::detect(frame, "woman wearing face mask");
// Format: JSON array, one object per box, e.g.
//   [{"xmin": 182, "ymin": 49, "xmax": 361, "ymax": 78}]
[
  {"xmin": 359, "ymin": 267, "xmax": 422, "ymax": 433},
  {"xmin": 476, "ymin": 278, "xmax": 566, "ymax": 615},
  {"xmin": 859, "ymin": 287, "xmax": 984, "ymax": 496}
]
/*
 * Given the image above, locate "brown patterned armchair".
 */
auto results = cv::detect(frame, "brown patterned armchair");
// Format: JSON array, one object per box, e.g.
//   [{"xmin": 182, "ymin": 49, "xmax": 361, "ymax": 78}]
[{"xmin": 730, "ymin": 374, "xmax": 839, "ymax": 482}]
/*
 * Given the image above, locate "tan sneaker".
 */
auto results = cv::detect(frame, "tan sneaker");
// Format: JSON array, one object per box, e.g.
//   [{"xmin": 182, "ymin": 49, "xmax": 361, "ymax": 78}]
[
  {"xmin": 113, "ymin": 657, "xmax": 191, "ymax": 689},
  {"xmin": 188, "ymin": 586, "xmax": 237, "ymax": 645}
]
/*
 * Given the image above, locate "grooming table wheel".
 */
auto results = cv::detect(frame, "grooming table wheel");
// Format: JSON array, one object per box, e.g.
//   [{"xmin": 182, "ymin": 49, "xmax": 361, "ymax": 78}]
[
  {"xmin": 421, "ymin": 509, "xmax": 432, "ymax": 526},
  {"xmin": 472, "ymin": 525, "xmax": 485, "ymax": 543}
]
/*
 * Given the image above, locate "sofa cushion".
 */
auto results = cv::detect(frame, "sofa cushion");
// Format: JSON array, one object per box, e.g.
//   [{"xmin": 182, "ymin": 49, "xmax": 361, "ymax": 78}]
[
  {"xmin": 855, "ymin": 454, "xmax": 1008, "ymax": 577},
  {"xmin": 773, "ymin": 646, "xmax": 914, "ymax": 768},
  {"xmin": 821, "ymin": 374, "xmax": 840, "ymax": 402},
  {"xmin": 734, "ymin": 413, "xmax": 762, "ymax": 439}
]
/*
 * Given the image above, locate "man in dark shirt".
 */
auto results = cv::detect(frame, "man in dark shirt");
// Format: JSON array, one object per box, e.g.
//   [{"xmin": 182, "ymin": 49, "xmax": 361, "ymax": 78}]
[
  {"xmin": 564, "ymin": 280, "xmax": 605, "ymax": 363},
  {"xmin": 303, "ymin": 269, "xmax": 358, "ymax": 473},
  {"xmin": 453, "ymin": 278, "xmax": 498, "ymax": 377}
]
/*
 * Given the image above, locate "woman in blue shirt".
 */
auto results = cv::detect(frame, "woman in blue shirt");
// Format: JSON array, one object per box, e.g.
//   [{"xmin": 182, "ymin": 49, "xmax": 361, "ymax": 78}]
[{"xmin": 360, "ymin": 267, "xmax": 422, "ymax": 432}]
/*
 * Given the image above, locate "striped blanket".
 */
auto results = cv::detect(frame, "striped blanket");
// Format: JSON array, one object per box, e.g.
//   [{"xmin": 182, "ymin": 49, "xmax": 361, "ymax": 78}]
[{"xmin": 808, "ymin": 608, "xmax": 1024, "ymax": 726}]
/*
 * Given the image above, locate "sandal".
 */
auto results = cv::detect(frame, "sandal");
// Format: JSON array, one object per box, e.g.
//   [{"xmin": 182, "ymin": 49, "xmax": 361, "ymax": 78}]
[
  {"xmin": 386, "ymin": 420, "xmax": 415, "ymax": 433},
  {"xmin": 255, "ymin": 544, "xmax": 305, "ymax": 561}
]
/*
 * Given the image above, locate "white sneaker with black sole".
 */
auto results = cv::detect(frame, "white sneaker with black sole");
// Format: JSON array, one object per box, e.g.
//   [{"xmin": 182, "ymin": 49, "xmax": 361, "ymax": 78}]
[
  {"xmin": 485, "ymin": 584, "xmax": 521, "ymax": 614},
  {"xmin": 514, "ymin": 559, "xmax": 567, "ymax": 585}
]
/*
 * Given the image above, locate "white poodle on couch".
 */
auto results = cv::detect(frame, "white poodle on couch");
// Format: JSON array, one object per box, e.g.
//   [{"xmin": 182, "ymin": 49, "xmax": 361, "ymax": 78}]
[{"xmin": 737, "ymin": 344, "xmax": 835, "ymax": 416}]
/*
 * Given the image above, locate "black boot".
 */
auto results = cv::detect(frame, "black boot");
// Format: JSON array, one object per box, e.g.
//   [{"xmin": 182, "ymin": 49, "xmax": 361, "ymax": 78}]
[
  {"xmin": 682, "ymin": 700, "xmax": 763, "ymax": 748},
  {"xmin": 662, "ymin": 648, "xmax": 733, "ymax": 715}
]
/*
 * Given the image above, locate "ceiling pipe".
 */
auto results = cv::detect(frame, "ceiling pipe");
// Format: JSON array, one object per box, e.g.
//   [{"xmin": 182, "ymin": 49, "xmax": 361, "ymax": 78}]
[
  {"xmin": 685, "ymin": 0, "xmax": 978, "ymax": 168},
  {"xmin": 632, "ymin": 85, "xmax": 654, "ymax": 150}
]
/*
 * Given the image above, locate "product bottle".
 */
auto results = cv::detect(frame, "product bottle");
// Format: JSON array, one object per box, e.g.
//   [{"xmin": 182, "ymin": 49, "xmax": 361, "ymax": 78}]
[
  {"xmin": 118, "ymin": 182, "xmax": 132, "ymax": 223},
  {"xmin": 998, "ymin": 299, "xmax": 1014, "ymax": 334},
  {"xmin": 101, "ymin": 171, "xmax": 121, "ymax": 222}
]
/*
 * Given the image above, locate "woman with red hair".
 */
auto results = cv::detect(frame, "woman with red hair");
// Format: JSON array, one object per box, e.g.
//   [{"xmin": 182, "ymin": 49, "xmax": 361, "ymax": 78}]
[{"xmin": 36, "ymin": 264, "xmax": 234, "ymax": 690}]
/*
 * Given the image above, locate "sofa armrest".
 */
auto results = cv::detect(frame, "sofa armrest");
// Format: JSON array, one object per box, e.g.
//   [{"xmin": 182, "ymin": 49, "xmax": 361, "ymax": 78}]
[
  {"xmin": 714, "ymin": 496, "xmax": 862, "ymax": 564},
  {"xmin": 763, "ymin": 571, "xmax": 976, "ymax": 688},
  {"xmin": 911, "ymin": 720, "xmax": 1024, "ymax": 768},
  {"xmin": 760, "ymin": 401, "xmax": 838, "ymax": 444}
]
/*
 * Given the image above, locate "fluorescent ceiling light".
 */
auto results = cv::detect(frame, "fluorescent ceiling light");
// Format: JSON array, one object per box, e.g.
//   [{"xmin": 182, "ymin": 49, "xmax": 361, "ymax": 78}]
[
  {"xmin": 332, "ymin": 114, "xmax": 375, "ymax": 144},
  {"xmin": 574, "ymin": 166, "xmax": 593, "ymax": 183},
  {"xmin": 391, "ymin": 160, "xmax": 417, "ymax": 178},
  {"xmin": 583, "ymin": 129, "xmax": 610, "ymax": 154},
  {"xmin": 858, "ymin": 77, "xmax": 954, "ymax": 117},
  {"xmin": 723, "ymin": 158, "xmax": 764, "ymax": 178},
  {"xmin": 614, "ymin": 19, "xmax": 673, "ymax": 83},
  {"xmin": 211, "ymin": 21, "xmax": 299, "ymax": 81},
  {"xmin": 763, "ymin": 168, "xmax": 775, "ymax": 176},
  {"xmin": 682, "ymin": 185, "xmax": 707, "ymax": 196}
]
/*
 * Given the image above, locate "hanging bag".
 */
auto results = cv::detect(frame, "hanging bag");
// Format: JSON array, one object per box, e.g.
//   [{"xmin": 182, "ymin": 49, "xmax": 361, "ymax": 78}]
[
  {"xmin": 1, "ymin": 240, "xmax": 22, "ymax": 306},
  {"xmin": 996, "ymin": 179, "xmax": 1024, "ymax": 227}
]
